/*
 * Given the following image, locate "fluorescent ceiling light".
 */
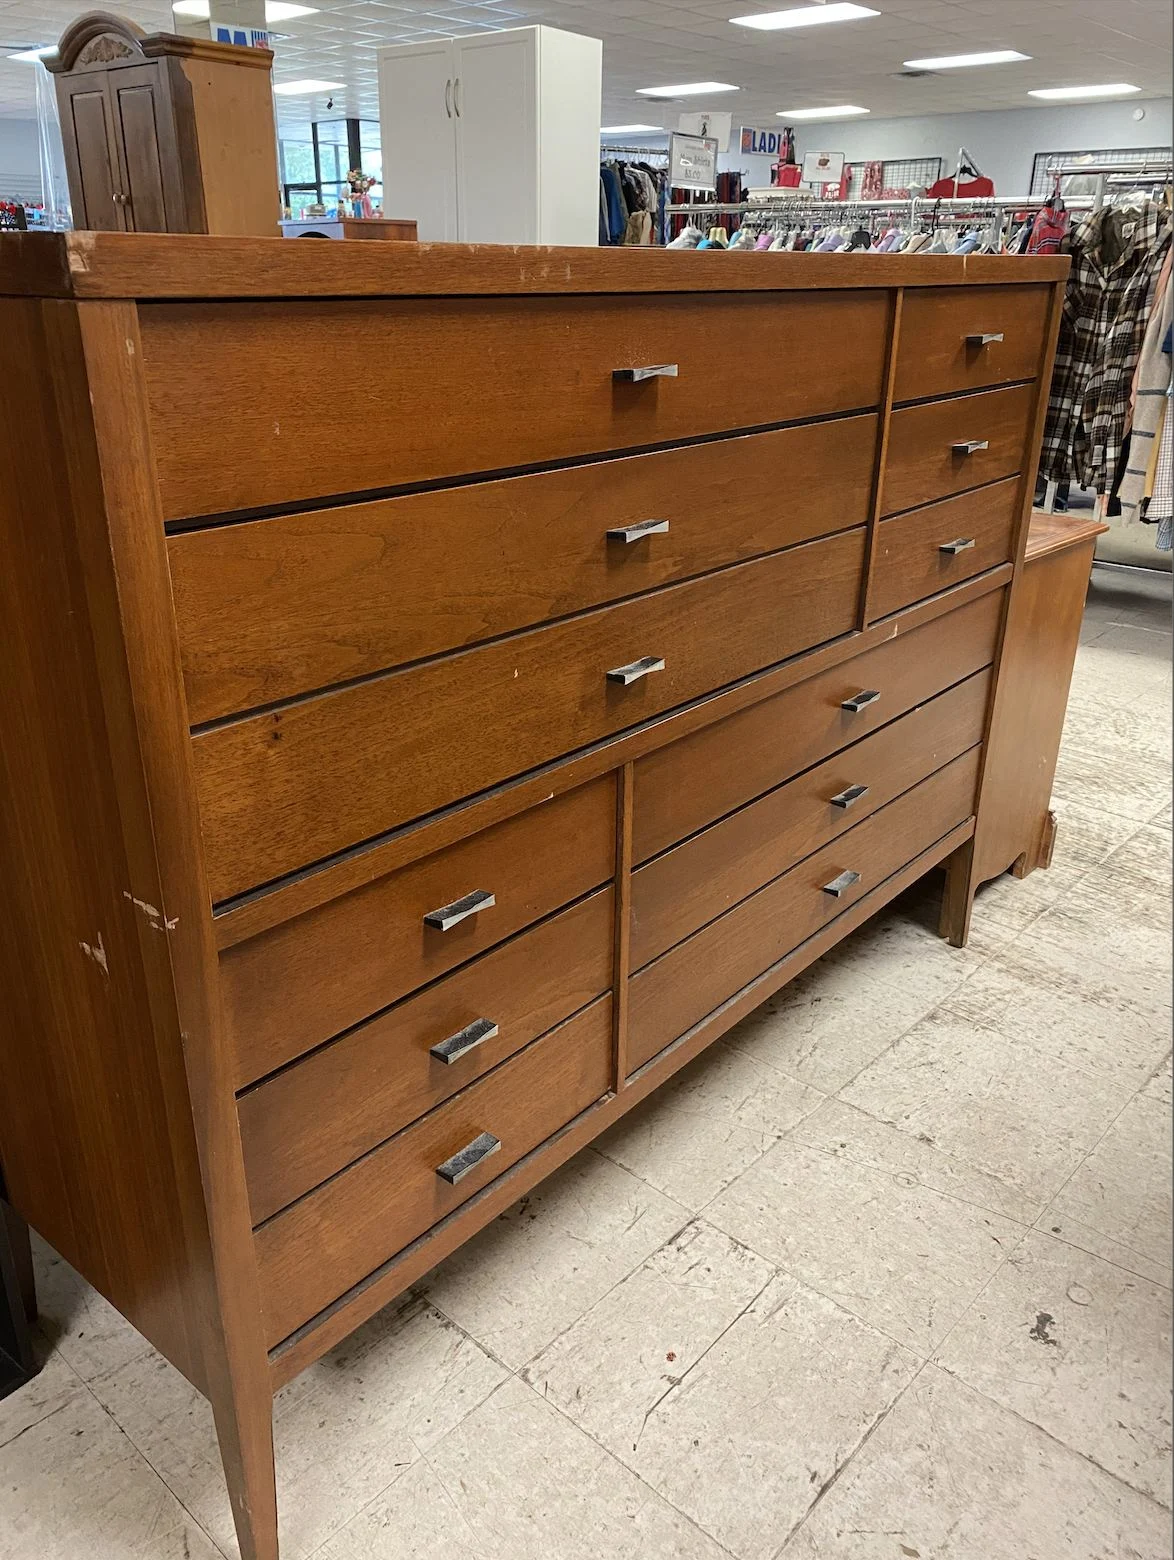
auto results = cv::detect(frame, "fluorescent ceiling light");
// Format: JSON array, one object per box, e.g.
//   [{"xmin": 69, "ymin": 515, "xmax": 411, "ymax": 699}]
[
  {"xmin": 636, "ymin": 82, "xmax": 739, "ymax": 97},
  {"xmin": 174, "ymin": 0, "xmax": 318, "ymax": 15},
  {"xmin": 903, "ymin": 49, "xmax": 1030, "ymax": 69},
  {"xmin": 1028, "ymin": 82, "xmax": 1140, "ymax": 100},
  {"xmin": 731, "ymin": 4, "xmax": 879, "ymax": 29},
  {"xmin": 601, "ymin": 124, "xmax": 663, "ymax": 134},
  {"xmin": 273, "ymin": 78, "xmax": 343, "ymax": 94},
  {"xmin": 777, "ymin": 104, "xmax": 870, "ymax": 119},
  {"xmin": 6, "ymin": 45, "xmax": 55, "ymax": 62}
]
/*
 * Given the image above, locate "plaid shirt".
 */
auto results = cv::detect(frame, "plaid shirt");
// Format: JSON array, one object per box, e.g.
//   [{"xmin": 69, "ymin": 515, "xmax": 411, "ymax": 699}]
[{"xmin": 1040, "ymin": 202, "xmax": 1171, "ymax": 491}]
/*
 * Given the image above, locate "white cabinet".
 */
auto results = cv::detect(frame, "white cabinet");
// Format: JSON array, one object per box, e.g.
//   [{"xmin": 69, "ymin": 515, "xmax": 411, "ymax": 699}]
[{"xmin": 377, "ymin": 26, "xmax": 602, "ymax": 247}]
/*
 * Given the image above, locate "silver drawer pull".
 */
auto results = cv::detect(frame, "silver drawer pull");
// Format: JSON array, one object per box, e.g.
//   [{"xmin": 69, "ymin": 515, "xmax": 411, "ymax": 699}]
[
  {"xmin": 613, "ymin": 364, "xmax": 679, "ymax": 382},
  {"xmin": 965, "ymin": 332, "xmax": 1004, "ymax": 346},
  {"xmin": 606, "ymin": 519, "xmax": 670, "ymax": 544},
  {"xmin": 430, "ymin": 1017, "xmax": 499, "ymax": 1065},
  {"xmin": 830, "ymin": 783, "xmax": 869, "ymax": 810},
  {"xmin": 822, "ymin": 869, "xmax": 862, "ymax": 899},
  {"xmin": 423, "ymin": 889, "xmax": 496, "ymax": 932},
  {"xmin": 841, "ymin": 689, "xmax": 880, "ymax": 714},
  {"xmin": 607, "ymin": 655, "xmax": 665, "ymax": 686},
  {"xmin": 939, "ymin": 537, "xmax": 976, "ymax": 555},
  {"xmin": 436, "ymin": 1131, "xmax": 501, "ymax": 1185},
  {"xmin": 952, "ymin": 439, "xmax": 989, "ymax": 456}
]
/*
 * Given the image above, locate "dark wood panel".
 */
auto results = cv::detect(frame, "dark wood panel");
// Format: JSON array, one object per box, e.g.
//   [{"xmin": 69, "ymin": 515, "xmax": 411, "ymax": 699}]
[
  {"xmin": 881, "ymin": 383, "xmax": 1035, "ymax": 517},
  {"xmin": 238, "ymin": 888, "xmax": 613, "ymax": 1223},
  {"xmin": 628, "ymin": 748, "xmax": 982, "ymax": 1073},
  {"xmin": 194, "ymin": 530, "xmax": 866, "ymax": 902},
  {"xmin": 140, "ymin": 292, "xmax": 889, "ymax": 517},
  {"xmin": 631, "ymin": 670, "xmax": 991, "ymax": 967},
  {"xmin": 632, "ymin": 587, "xmax": 1002, "ymax": 864},
  {"xmin": 869, "ymin": 478, "xmax": 1019, "ymax": 620},
  {"xmin": 894, "ymin": 284, "xmax": 1051, "ymax": 402},
  {"xmin": 110, "ymin": 67, "xmax": 172, "ymax": 234},
  {"xmin": 60, "ymin": 82, "xmax": 123, "ymax": 231},
  {"xmin": 255, "ymin": 998, "xmax": 613, "ymax": 1348},
  {"xmin": 222, "ymin": 776, "xmax": 615, "ymax": 1086},
  {"xmin": 170, "ymin": 415, "xmax": 878, "ymax": 725}
]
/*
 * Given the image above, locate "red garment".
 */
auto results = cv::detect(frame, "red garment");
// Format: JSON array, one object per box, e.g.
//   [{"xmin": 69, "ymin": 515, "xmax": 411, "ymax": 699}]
[
  {"xmin": 927, "ymin": 173, "xmax": 994, "ymax": 199},
  {"xmin": 1027, "ymin": 201, "xmax": 1070, "ymax": 255}
]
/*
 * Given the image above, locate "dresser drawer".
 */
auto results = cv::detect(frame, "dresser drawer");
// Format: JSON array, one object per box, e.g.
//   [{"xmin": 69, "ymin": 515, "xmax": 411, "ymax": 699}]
[
  {"xmin": 633, "ymin": 586, "xmax": 1002, "ymax": 863},
  {"xmin": 141, "ymin": 292, "xmax": 890, "ymax": 519},
  {"xmin": 894, "ymin": 285, "xmax": 1051, "ymax": 403},
  {"xmin": 255, "ymin": 997, "xmax": 612, "ymax": 1347},
  {"xmin": 238, "ymin": 889, "xmax": 613, "ymax": 1224},
  {"xmin": 172, "ymin": 416, "xmax": 878, "ymax": 725},
  {"xmin": 869, "ymin": 478, "xmax": 1020, "ymax": 620},
  {"xmin": 222, "ymin": 777, "xmax": 615, "ymax": 1086},
  {"xmin": 881, "ymin": 383, "xmax": 1035, "ymax": 517},
  {"xmin": 195, "ymin": 530, "xmax": 866, "ymax": 902},
  {"xmin": 628, "ymin": 748, "xmax": 981, "ymax": 1074},
  {"xmin": 631, "ymin": 671, "xmax": 989, "ymax": 969}
]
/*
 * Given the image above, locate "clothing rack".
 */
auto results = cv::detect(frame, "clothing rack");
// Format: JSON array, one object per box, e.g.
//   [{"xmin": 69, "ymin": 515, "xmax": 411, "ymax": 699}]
[{"xmin": 1045, "ymin": 157, "xmax": 1174, "ymax": 211}]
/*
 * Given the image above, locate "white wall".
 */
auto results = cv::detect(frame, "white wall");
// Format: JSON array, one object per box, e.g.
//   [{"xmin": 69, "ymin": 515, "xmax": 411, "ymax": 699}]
[{"xmin": 0, "ymin": 119, "xmax": 43, "ymax": 204}]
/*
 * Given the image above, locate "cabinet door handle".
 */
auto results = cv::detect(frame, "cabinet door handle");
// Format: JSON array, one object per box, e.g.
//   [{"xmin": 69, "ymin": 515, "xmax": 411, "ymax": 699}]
[
  {"xmin": 436, "ymin": 1131, "xmax": 500, "ymax": 1185},
  {"xmin": 453, "ymin": 76, "xmax": 462, "ymax": 116},
  {"xmin": 444, "ymin": 78, "xmax": 453, "ymax": 118},
  {"xmin": 965, "ymin": 331, "xmax": 1004, "ymax": 346},
  {"xmin": 939, "ymin": 537, "xmax": 976, "ymax": 555},
  {"xmin": 613, "ymin": 364, "xmax": 679, "ymax": 383},
  {"xmin": 830, "ymin": 783, "xmax": 869, "ymax": 809},
  {"xmin": 423, "ymin": 888, "xmax": 496, "ymax": 931},
  {"xmin": 951, "ymin": 439, "xmax": 989, "ymax": 456},
  {"xmin": 430, "ymin": 1017, "xmax": 498, "ymax": 1065},
  {"xmin": 606, "ymin": 655, "xmax": 665, "ymax": 686},
  {"xmin": 822, "ymin": 869, "xmax": 862, "ymax": 899},
  {"xmin": 841, "ymin": 689, "xmax": 880, "ymax": 714},
  {"xmin": 606, "ymin": 519, "xmax": 670, "ymax": 544}
]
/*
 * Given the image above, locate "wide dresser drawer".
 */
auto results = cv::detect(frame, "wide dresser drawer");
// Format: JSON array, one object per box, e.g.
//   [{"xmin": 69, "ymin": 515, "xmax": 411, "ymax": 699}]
[
  {"xmin": 869, "ymin": 477, "xmax": 1020, "ymax": 620},
  {"xmin": 255, "ymin": 997, "xmax": 613, "ymax": 1348},
  {"xmin": 882, "ymin": 383, "xmax": 1034, "ymax": 516},
  {"xmin": 893, "ymin": 284, "xmax": 1051, "ymax": 403},
  {"xmin": 141, "ymin": 291, "xmax": 890, "ymax": 519},
  {"xmin": 195, "ymin": 529, "xmax": 866, "ymax": 902}
]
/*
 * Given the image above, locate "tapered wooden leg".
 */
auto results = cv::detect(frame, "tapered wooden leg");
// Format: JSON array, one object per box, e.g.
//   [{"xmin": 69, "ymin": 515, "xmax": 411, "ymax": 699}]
[
  {"xmin": 939, "ymin": 839, "xmax": 976, "ymax": 949},
  {"xmin": 210, "ymin": 1364, "xmax": 279, "ymax": 1560}
]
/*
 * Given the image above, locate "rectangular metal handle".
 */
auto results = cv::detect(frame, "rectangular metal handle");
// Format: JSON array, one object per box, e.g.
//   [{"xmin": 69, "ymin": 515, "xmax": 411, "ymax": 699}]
[
  {"xmin": 606, "ymin": 655, "xmax": 665, "ymax": 686},
  {"xmin": 423, "ymin": 888, "xmax": 496, "ymax": 932},
  {"xmin": 830, "ymin": 783, "xmax": 869, "ymax": 810},
  {"xmin": 841, "ymin": 689, "xmax": 881, "ymax": 714},
  {"xmin": 436, "ymin": 1131, "xmax": 500, "ymax": 1185},
  {"xmin": 606, "ymin": 519, "xmax": 670, "ymax": 544},
  {"xmin": 939, "ymin": 537, "xmax": 976, "ymax": 555},
  {"xmin": 822, "ymin": 869, "xmax": 862, "ymax": 899},
  {"xmin": 951, "ymin": 439, "xmax": 989, "ymax": 456},
  {"xmin": 965, "ymin": 332, "xmax": 1004, "ymax": 346},
  {"xmin": 613, "ymin": 365, "xmax": 679, "ymax": 382},
  {"xmin": 430, "ymin": 1017, "xmax": 498, "ymax": 1065}
]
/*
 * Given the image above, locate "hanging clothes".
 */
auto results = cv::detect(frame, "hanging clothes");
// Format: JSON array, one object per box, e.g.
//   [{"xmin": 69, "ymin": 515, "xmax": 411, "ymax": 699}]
[{"xmin": 1118, "ymin": 255, "xmax": 1172, "ymax": 521}]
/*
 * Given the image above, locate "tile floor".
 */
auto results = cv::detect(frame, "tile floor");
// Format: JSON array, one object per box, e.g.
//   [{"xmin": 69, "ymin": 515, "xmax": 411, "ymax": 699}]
[{"xmin": 3, "ymin": 567, "xmax": 1171, "ymax": 1560}]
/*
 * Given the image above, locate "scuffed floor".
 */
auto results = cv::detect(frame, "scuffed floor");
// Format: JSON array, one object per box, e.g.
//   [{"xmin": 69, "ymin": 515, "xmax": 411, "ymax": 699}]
[{"xmin": 2, "ymin": 567, "xmax": 1170, "ymax": 1560}]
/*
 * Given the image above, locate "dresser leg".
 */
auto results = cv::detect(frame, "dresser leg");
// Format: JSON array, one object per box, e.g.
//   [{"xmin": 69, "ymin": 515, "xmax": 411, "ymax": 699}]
[
  {"xmin": 212, "ymin": 1370, "xmax": 279, "ymax": 1560},
  {"xmin": 939, "ymin": 840, "xmax": 975, "ymax": 949}
]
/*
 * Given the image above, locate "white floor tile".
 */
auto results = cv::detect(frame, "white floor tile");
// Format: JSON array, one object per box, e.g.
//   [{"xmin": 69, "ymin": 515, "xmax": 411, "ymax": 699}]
[
  {"xmin": 0, "ymin": 1342, "xmax": 86, "ymax": 1450},
  {"xmin": 30, "ymin": 1234, "xmax": 153, "ymax": 1385}
]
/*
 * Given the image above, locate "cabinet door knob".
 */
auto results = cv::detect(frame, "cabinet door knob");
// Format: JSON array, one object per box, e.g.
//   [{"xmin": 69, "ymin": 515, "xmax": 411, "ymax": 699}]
[
  {"xmin": 606, "ymin": 655, "xmax": 665, "ymax": 686},
  {"xmin": 939, "ymin": 537, "xmax": 976, "ymax": 555},
  {"xmin": 841, "ymin": 689, "xmax": 881, "ymax": 714},
  {"xmin": 613, "ymin": 364, "xmax": 679, "ymax": 383},
  {"xmin": 822, "ymin": 869, "xmax": 862, "ymax": 899},
  {"xmin": 436, "ymin": 1131, "xmax": 501, "ymax": 1185},
  {"xmin": 830, "ymin": 783, "xmax": 869, "ymax": 809},
  {"xmin": 951, "ymin": 439, "xmax": 989, "ymax": 456},
  {"xmin": 444, "ymin": 78, "xmax": 453, "ymax": 118},
  {"xmin": 423, "ymin": 889, "xmax": 496, "ymax": 932},
  {"xmin": 430, "ymin": 1017, "xmax": 498, "ymax": 1065},
  {"xmin": 606, "ymin": 519, "xmax": 670, "ymax": 544},
  {"xmin": 112, "ymin": 191, "xmax": 129, "ymax": 205},
  {"xmin": 965, "ymin": 332, "xmax": 1004, "ymax": 346}
]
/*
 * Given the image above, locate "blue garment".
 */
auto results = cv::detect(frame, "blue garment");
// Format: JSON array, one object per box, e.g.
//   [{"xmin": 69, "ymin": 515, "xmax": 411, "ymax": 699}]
[{"xmin": 600, "ymin": 166, "xmax": 625, "ymax": 245}]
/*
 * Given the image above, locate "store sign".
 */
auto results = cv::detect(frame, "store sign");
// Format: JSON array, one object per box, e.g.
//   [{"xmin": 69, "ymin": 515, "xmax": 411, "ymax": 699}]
[
  {"xmin": 669, "ymin": 132, "xmax": 718, "ymax": 191},
  {"xmin": 741, "ymin": 126, "xmax": 789, "ymax": 157},
  {"xmin": 801, "ymin": 149, "xmax": 846, "ymax": 186},
  {"xmin": 211, "ymin": 20, "xmax": 271, "ymax": 47}
]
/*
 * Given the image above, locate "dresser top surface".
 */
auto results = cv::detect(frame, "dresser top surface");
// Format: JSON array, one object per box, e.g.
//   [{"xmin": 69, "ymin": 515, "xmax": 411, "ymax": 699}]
[{"xmin": 0, "ymin": 231, "xmax": 1069, "ymax": 302}]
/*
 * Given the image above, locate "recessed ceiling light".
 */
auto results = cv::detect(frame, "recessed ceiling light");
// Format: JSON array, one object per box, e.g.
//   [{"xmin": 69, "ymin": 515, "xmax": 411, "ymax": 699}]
[
  {"xmin": 173, "ymin": 0, "xmax": 318, "ymax": 15},
  {"xmin": 273, "ymin": 78, "xmax": 343, "ymax": 94},
  {"xmin": 731, "ymin": 4, "xmax": 879, "ymax": 29},
  {"xmin": 601, "ymin": 124, "xmax": 664, "ymax": 134},
  {"xmin": 1028, "ymin": 83, "xmax": 1141, "ymax": 100},
  {"xmin": 6, "ymin": 45, "xmax": 55, "ymax": 62},
  {"xmin": 636, "ymin": 82, "xmax": 739, "ymax": 98},
  {"xmin": 903, "ymin": 50, "xmax": 1030, "ymax": 70},
  {"xmin": 776, "ymin": 104, "xmax": 870, "ymax": 119}
]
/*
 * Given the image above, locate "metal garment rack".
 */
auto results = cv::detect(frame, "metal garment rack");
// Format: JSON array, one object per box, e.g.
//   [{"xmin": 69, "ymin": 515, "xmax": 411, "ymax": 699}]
[
  {"xmin": 600, "ymin": 146, "xmax": 671, "ymax": 243},
  {"xmin": 1045, "ymin": 157, "xmax": 1174, "ymax": 211}
]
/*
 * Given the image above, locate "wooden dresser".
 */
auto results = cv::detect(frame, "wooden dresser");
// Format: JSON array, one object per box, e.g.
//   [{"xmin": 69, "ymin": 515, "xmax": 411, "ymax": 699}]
[{"xmin": 0, "ymin": 233, "xmax": 1066, "ymax": 1560}]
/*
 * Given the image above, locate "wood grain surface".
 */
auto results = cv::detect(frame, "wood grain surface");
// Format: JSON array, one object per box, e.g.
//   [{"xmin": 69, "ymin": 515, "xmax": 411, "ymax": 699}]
[
  {"xmin": 893, "ymin": 284, "xmax": 1050, "ymax": 402},
  {"xmin": 869, "ymin": 477, "xmax": 1019, "ymax": 620},
  {"xmin": 881, "ymin": 382, "xmax": 1035, "ymax": 516}
]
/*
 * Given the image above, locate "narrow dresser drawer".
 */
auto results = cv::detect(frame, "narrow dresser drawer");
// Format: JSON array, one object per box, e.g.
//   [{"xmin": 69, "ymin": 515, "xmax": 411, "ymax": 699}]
[
  {"xmin": 238, "ymin": 889, "xmax": 613, "ymax": 1223},
  {"xmin": 881, "ymin": 383, "xmax": 1035, "ymax": 516},
  {"xmin": 221, "ymin": 777, "xmax": 615, "ymax": 1086},
  {"xmin": 633, "ymin": 586, "xmax": 1002, "ymax": 863},
  {"xmin": 141, "ymin": 291, "xmax": 890, "ymax": 519},
  {"xmin": 628, "ymin": 748, "xmax": 981, "ymax": 1074},
  {"xmin": 893, "ymin": 284, "xmax": 1051, "ymax": 403},
  {"xmin": 869, "ymin": 477, "xmax": 1020, "ymax": 620},
  {"xmin": 631, "ymin": 670, "xmax": 990, "ymax": 968},
  {"xmin": 255, "ymin": 997, "xmax": 613, "ymax": 1348},
  {"xmin": 195, "ymin": 529, "xmax": 866, "ymax": 902},
  {"xmin": 171, "ymin": 416, "xmax": 878, "ymax": 725}
]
